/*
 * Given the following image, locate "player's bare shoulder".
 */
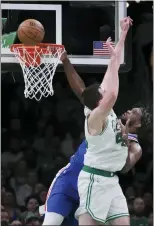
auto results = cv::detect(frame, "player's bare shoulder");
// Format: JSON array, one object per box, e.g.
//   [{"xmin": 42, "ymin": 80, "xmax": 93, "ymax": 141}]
[
  {"xmin": 129, "ymin": 141, "xmax": 142, "ymax": 155},
  {"xmin": 85, "ymin": 107, "xmax": 114, "ymax": 136},
  {"xmin": 87, "ymin": 114, "xmax": 108, "ymax": 136}
]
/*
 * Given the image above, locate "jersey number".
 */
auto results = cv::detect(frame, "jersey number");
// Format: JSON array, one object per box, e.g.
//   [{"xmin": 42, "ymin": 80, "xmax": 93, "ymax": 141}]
[{"xmin": 116, "ymin": 132, "xmax": 127, "ymax": 147}]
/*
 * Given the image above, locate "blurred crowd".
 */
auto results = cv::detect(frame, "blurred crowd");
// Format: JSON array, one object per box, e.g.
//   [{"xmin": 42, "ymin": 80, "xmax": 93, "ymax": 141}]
[{"xmin": 1, "ymin": 80, "xmax": 85, "ymax": 226}]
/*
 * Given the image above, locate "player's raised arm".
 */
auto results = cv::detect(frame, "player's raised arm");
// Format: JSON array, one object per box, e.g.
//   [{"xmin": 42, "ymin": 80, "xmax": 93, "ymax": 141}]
[
  {"xmin": 115, "ymin": 16, "xmax": 133, "ymax": 69},
  {"xmin": 60, "ymin": 52, "xmax": 86, "ymax": 102},
  {"xmin": 119, "ymin": 120, "xmax": 142, "ymax": 173},
  {"xmin": 87, "ymin": 17, "xmax": 132, "ymax": 135},
  {"xmin": 101, "ymin": 17, "xmax": 132, "ymax": 88}
]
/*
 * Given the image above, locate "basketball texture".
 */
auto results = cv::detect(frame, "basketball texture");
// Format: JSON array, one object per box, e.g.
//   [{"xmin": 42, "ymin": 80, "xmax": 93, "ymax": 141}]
[{"xmin": 17, "ymin": 19, "xmax": 45, "ymax": 45}]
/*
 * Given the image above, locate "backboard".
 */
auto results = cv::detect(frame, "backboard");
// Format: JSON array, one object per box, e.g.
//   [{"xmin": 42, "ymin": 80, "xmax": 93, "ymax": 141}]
[{"xmin": 2, "ymin": 1, "xmax": 131, "ymax": 73}]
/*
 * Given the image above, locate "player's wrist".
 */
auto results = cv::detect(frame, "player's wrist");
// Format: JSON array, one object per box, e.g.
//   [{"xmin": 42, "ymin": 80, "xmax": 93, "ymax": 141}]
[
  {"xmin": 60, "ymin": 51, "xmax": 68, "ymax": 63},
  {"xmin": 61, "ymin": 57, "xmax": 70, "ymax": 64},
  {"xmin": 118, "ymin": 31, "xmax": 127, "ymax": 44},
  {"xmin": 121, "ymin": 30, "xmax": 128, "ymax": 37}
]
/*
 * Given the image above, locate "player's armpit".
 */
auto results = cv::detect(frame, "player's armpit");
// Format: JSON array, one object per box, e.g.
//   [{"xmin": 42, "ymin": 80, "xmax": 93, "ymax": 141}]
[
  {"xmin": 121, "ymin": 142, "xmax": 142, "ymax": 174},
  {"xmin": 61, "ymin": 53, "xmax": 86, "ymax": 103},
  {"xmin": 87, "ymin": 91, "xmax": 117, "ymax": 135}
]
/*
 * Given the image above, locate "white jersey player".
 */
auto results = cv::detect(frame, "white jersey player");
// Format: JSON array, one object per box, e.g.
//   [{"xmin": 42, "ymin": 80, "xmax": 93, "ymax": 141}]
[
  {"xmin": 61, "ymin": 16, "xmax": 151, "ymax": 226},
  {"xmin": 74, "ymin": 18, "xmax": 133, "ymax": 226}
]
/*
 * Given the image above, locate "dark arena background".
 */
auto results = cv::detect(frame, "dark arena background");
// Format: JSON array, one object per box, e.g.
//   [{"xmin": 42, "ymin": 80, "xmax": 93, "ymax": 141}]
[{"xmin": 1, "ymin": 1, "xmax": 153, "ymax": 226}]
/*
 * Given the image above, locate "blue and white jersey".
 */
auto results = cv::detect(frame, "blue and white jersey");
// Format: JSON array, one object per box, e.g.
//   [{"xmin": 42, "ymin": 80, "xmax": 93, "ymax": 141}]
[{"xmin": 48, "ymin": 140, "xmax": 86, "ymax": 200}]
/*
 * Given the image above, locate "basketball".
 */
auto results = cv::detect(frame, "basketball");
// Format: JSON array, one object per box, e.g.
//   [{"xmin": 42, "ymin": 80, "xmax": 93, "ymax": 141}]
[{"xmin": 17, "ymin": 19, "xmax": 45, "ymax": 45}]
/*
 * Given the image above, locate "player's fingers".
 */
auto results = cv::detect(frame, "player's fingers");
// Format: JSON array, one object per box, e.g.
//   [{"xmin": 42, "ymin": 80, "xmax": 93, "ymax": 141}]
[
  {"xmin": 120, "ymin": 117, "xmax": 129, "ymax": 144},
  {"xmin": 128, "ymin": 19, "xmax": 133, "ymax": 26},
  {"xmin": 118, "ymin": 119, "xmax": 125, "ymax": 135},
  {"xmin": 129, "ymin": 22, "xmax": 133, "ymax": 26},
  {"xmin": 127, "ymin": 16, "xmax": 132, "ymax": 20},
  {"xmin": 123, "ymin": 17, "xmax": 128, "ymax": 22},
  {"xmin": 128, "ymin": 16, "xmax": 133, "ymax": 22},
  {"xmin": 106, "ymin": 44, "xmax": 115, "ymax": 56},
  {"xmin": 126, "ymin": 118, "xmax": 130, "ymax": 126},
  {"xmin": 106, "ymin": 37, "xmax": 111, "ymax": 43},
  {"xmin": 62, "ymin": 50, "xmax": 67, "ymax": 55},
  {"xmin": 126, "ymin": 19, "xmax": 130, "ymax": 24},
  {"xmin": 118, "ymin": 119, "xmax": 122, "ymax": 126},
  {"xmin": 129, "ymin": 18, "xmax": 133, "ymax": 23},
  {"xmin": 127, "ymin": 17, "xmax": 133, "ymax": 25},
  {"xmin": 127, "ymin": 23, "xmax": 130, "ymax": 29},
  {"xmin": 106, "ymin": 38, "xmax": 109, "ymax": 44},
  {"xmin": 125, "ymin": 119, "xmax": 130, "ymax": 136},
  {"xmin": 106, "ymin": 38, "xmax": 113, "ymax": 49},
  {"xmin": 60, "ymin": 50, "xmax": 67, "ymax": 61}
]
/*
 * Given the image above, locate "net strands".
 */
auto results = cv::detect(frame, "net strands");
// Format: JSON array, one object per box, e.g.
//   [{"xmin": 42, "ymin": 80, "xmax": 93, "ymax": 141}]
[{"xmin": 11, "ymin": 45, "xmax": 64, "ymax": 101}]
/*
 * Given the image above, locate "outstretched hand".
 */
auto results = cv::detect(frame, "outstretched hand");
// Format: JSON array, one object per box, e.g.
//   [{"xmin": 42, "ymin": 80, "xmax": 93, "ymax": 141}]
[
  {"xmin": 60, "ymin": 51, "xmax": 68, "ymax": 62},
  {"xmin": 119, "ymin": 119, "xmax": 130, "ymax": 146},
  {"xmin": 120, "ymin": 16, "xmax": 133, "ymax": 33},
  {"xmin": 106, "ymin": 37, "xmax": 116, "ymax": 57}
]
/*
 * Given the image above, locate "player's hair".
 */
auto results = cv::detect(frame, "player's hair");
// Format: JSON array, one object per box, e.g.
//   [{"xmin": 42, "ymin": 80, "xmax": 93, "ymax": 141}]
[
  {"xmin": 137, "ymin": 106, "xmax": 152, "ymax": 139},
  {"xmin": 81, "ymin": 83, "xmax": 102, "ymax": 110}
]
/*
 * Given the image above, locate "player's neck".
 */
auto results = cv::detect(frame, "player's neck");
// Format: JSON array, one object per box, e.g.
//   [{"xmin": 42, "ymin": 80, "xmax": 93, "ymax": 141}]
[{"xmin": 128, "ymin": 128, "xmax": 137, "ymax": 134}]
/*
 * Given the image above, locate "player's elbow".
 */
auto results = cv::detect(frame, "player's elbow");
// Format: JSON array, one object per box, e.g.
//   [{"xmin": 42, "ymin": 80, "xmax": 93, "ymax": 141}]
[
  {"xmin": 110, "ymin": 91, "xmax": 117, "ymax": 100},
  {"xmin": 121, "ymin": 149, "xmax": 142, "ymax": 174}
]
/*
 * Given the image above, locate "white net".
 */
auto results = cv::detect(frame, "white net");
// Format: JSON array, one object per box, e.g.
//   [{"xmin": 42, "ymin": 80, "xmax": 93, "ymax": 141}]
[{"xmin": 11, "ymin": 45, "xmax": 64, "ymax": 101}]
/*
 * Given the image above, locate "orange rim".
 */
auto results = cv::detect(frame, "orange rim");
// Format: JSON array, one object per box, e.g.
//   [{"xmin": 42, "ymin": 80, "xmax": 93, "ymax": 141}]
[{"xmin": 10, "ymin": 43, "xmax": 64, "ymax": 67}]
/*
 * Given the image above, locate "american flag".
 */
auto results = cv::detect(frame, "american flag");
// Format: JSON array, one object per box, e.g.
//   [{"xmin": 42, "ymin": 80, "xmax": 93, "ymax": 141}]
[{"xmin": 93, "ymin": 41, "xmax": 115, "ymax": 56}]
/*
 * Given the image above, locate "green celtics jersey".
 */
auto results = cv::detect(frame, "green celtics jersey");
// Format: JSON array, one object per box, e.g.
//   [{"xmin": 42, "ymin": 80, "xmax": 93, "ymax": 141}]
[{"xmin": 84, "ymin": 107, "xmax": 128, "ymax": 172}]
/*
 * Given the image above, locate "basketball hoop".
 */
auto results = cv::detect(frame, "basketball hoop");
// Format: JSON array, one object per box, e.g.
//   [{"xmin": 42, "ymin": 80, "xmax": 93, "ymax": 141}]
[{"xmin": 10, "ymin": 43, "xmax": 65, "ymax": 101}]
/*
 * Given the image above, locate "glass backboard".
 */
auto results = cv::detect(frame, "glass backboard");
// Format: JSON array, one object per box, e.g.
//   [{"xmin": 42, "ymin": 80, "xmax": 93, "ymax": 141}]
[{"xmin": 2, "ymin": 1, "xmax": 131, "ymax": 73}]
